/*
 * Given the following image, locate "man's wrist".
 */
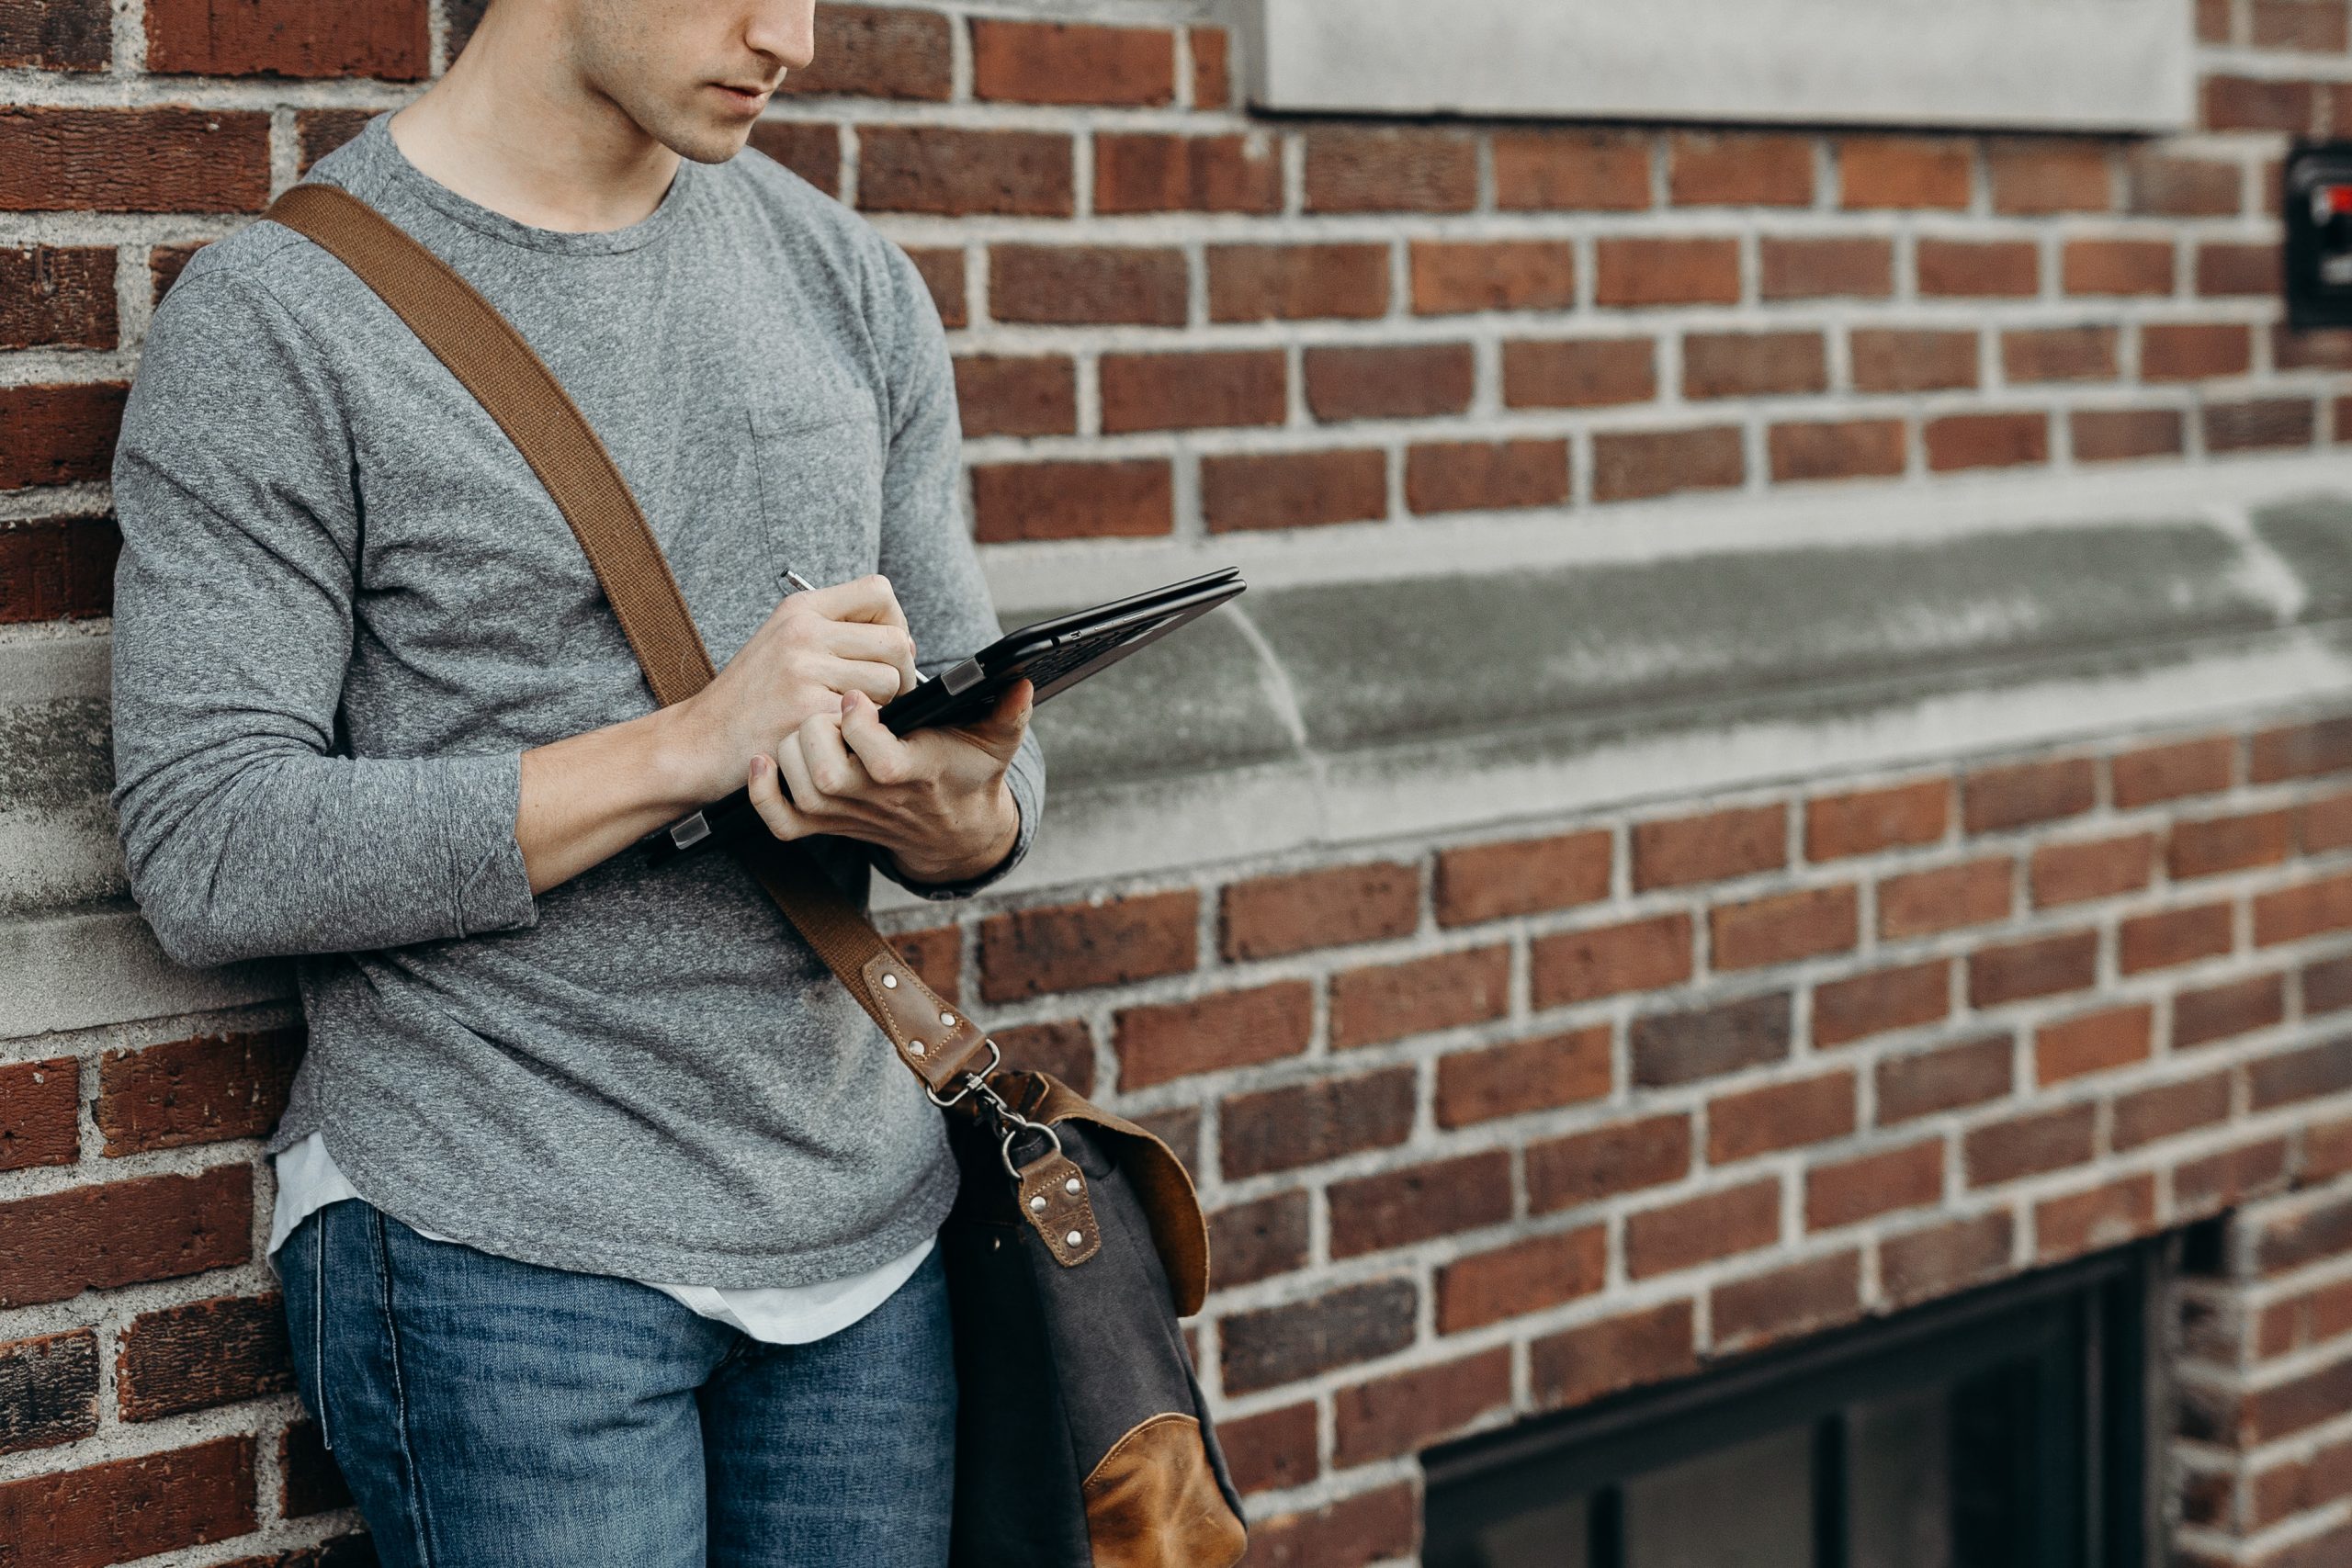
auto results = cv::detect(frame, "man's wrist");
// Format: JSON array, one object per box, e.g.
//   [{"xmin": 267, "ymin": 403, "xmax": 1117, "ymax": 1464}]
[
  {"xmin": 643, "ymin": 695, "xmax": 729, "ymax": 810},
  {"xmin": 889, "ymin": 781, "xmax": 1020, "ymax": 886}
]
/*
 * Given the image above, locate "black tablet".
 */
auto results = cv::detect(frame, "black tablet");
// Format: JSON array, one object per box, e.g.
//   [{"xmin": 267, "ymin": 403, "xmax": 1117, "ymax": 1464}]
[{"xmin": 641, "ymin": 567, "xmax": 1247, "ymax": 864}]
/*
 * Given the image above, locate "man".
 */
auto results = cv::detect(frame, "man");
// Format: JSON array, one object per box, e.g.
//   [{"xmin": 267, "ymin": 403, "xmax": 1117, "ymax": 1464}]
[{"xmin": 106, "ymin": 0, "xmax": 1044, "ymax": 1561}]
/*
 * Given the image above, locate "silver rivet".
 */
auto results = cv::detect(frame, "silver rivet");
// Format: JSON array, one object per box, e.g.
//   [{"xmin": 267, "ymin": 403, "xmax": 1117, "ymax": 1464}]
[
  {"xmin": 1029, "ymin": 1194, "xmax": 1046, "ymax": 1213},
  {"xmin": 940, "ymin": 1010, "xmax": 956, "ymax": 1026},
  {"xmin": 1064, "ymin": 1176, "xmax": 1081, "ymax": 1194},
  {"xmin": 882, "ymin": 973, "xmax": 899, "ymax": 989},
  {"xmin": 1066, "ymin": 1229, "xmax": 1083, "ymax": 1247},
  {"xmin": 910, "ymin": 1040, "xmax": 927, "ymax": 1057}
]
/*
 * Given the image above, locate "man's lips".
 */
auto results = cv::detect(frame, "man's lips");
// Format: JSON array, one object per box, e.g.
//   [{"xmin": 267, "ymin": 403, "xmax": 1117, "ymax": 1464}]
[{"xmin": 709, "ymin": 81, "xmax": 775, "ymax": 112}]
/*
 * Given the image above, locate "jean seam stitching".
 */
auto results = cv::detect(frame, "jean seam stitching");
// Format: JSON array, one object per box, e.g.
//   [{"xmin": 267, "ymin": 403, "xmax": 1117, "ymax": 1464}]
[
  {"xmin": 315, "ymin": 1211, "xmax": 331, "ymax": 1451},
  {"xmin": 372, "ymin": 1205, "xmax": 440, "ymax": 1568}
]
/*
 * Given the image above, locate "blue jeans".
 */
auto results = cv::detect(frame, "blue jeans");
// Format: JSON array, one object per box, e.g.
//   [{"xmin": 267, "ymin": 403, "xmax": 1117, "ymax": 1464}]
[{"xmin": 277, "ymin": 1196, "xmax": 956, "ymax": 1567}]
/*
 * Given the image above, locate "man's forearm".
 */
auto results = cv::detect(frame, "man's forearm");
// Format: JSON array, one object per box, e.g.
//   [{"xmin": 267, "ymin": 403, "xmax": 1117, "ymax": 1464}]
[{"xmin": 517, "ymin": 705, "xmax": 715, "ymax": 894}]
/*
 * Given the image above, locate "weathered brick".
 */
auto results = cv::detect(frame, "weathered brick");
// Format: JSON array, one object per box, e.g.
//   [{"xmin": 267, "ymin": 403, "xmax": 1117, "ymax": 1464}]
[
  {"xmin": 96, "ymin": 1027, "xmax": 300, "ymax": 1156},
  {"xmin": 116, "ymin": 1293, "xmax": 292, "ymax": 1421},
  {"xmin": 2074, "ymin": 408, "xmax": 2186, "ymax": 462},
  {"xmin": 1331, "ymin": 944, "xmax": 1510, "ymax": 1049},
  {"xmin": 969, "ymin": 458, "xmax": 1171, "ymax": 543},
  {"xmin": 0, "ymin": 1056, "xmax": 77, "ymax": 1171},
  {"xmin": 2254, "ymin": 718, "xmax": 2352, "ymax": 784},
  {"xmin": 2307, "ymin": 954, "xmax": 2352, "ymax": 1016},
  {"xmin": 1410, "ymin": 240, "xmax": 1577, "ymax": 314},
  {"xmin": 146, "ymin": 0, "xmax": 424, "ymax": 77},
  {"xmin": 0, "ymin": 107, "xmax": 270, "ymax": 215},
  {"xmin": 1114, "ymin": 982, "xmax": 1312, "ymax": 1090},
  {"xmin": 2001, "ymin": 324, "xmax": 2119, "ymax": 383},
  {"xmin": 903, "ymin": 246, "xmax": 966, "ymax": 328},
  {"xmin": 0, "ymin": 382, "xmax": 128, "ymax": 491},
  {"xmin": 1850, "ymin": 327, "xmax": 1979, "ymax": 392},
  {"xmin": 2204, "ymin": 75, "xmax": 2319, "ymax": 134},
  {"xmin": 1926, "ymin": 410, "xmax": 2049, "ymax": 471},
  {"xmin": 2063, "ymin": 238, "xmax": 2175, "ymax": 296},
  {"xmin": 970, "ymin": 18, "xmax": 1173, "ymax": 107},
  {"xmin": 1530, "ymin": 1299, "xmax": 1698, "ymax": 1411},
  {"xmin": 988, "ymin": 243, "xmax": 1182, "ymax": 323},
  {"xmin": 1527, "ymin": 1112, "xmax": 1692, "ymax": 1213},
  {"xmin": 2252, "ymin": 0, "xmax": 2351, "ymax": 49},
  {"xmin": 0, "ymin": 1165, "xmax": 251, "ymax": 1308},
  {"xmin": 1101, "ymin": 348, "xmax": 1283, "ymax": 434},
  {"xmin": 994, "ymin": 1020, "xmax": 1093, "ymax": 1096},
  {"xmin": 1202, "ymin": 448, "xmax": 1388, "ymax": 532},
  {"xmin": 1634, "ymin": 803, "xmax": 1785, "ymax": 888},
  {"xmin": 1875, "ymin": 1034, "xmax": 2014, "ymax": 1122},
  {"xmin": 1334, "ymin": 1347, "xmax": 1512, "ymax": 1463},
  {"xmin": 2251, "ymin": 1037, "xmax": 2352, "ymax": 1111},
  {"xmin": 1878, "ymin": 856, "xmax": 2014, "ymax": 939},
  {"xmin": 1305, "ymin": 342, "xmax": 1476, "ymax": 423},
  {"xmin": 1964, "ymin": 1103, "xmax": 2098, "ymax": 1186},
  {"xmin": 2037, "ymin": 1173, "xmax": 2157, "ymax": 1261},
  {"xmin": 785, "ymin": 3, "xmax": 953, "ymax": 99},
  {"xmin": 1329, "ymin": 1150, "xmax": 1513, "ymax": 1261},
  {"xmin": 0, "ymin": 1331, "xmax": 97, "ymax": 1455},
  {"xmin": 2206, "ymin": 398, "xmax": 2317, "ymax": 453},
  {"xmin": 2175, "ymin": 1138, "xmax": 2291, "ymax": 1216},
  {"xmin": 2031, "ymin": 832, "xmax": 2155, "ymax": 907},
  {"xmin": 858, "ymin": 127, "xmax": 1066, "ymax": 220},
  {"xmin": 1632, "ymin": 992, "xmax": 1792, "ymax": 1086},
  {"xmin": 1435, "ymin": 829, "xmax": 1611, "ymax": 926},
  {"xmin": 2300, "ymin": 789, "xmax": 2352, "ymax": 852},
  {"xmin": 2171, "ymin": 808, "xmax": 2292, "ymax": 882},
  {"xmin": 1190, "ymin": 25, "xmax": 1229, "ymax": 107},
  {"xmin": 745, "ymin": 120, "xmax": 839, "ymax": 196},
  {"xmin": 2114, "ymin": 1070, "xmax": 2233, "ymax": 1148},
  {"xmin": 1406, "ymin": 438, "xmax": 1571, "ymax": 514},
  {"xmin": 1208, "ymin": 1190, "xmax": 1310, "ymax": 1292},
  {"xmin": 1987, "ymin": 141, "xmax": 2113, "ymax": 214},
  {"xmin": 978, "ymin": 889, "xmax": 1196, "ymax": 1001},
  {"xmin": 0, "ymin": 246, "xmax": 115, "ymax": 349},
  {"xmin": 1217, "ymin": 1401, "xmax": 1315, "ymax": 1496},
  {"xmin": 1436, "ymin": 1025, "xmax": 1612, "ymax": 1128},
  {"xmin": 1964, "ymin": 757, "xmax": 2097, "ymax": 832},
  {"xmin": 1221, "ymin": 863, "xmax": 1417, "ymax": 961},
  {"xmin": 1238, "ymin": 1481, "xmax": 1419, "ymax": 1568},
  {"xmin": 1806, "ymin": 779, "xmax": 1950, "ymax": 859},
  {"xmin": 2143, "ymin": 321, "xmax": 2254, "ymax": 382},
  {"xmin": 0, "ymin": 0, "xmax": 110, "ymax": 69},
  {"xmin": 1682, "ymin": 330, "xmax": 1827, "ymax": 399},
  {"xmin": 1501, "ymin": 337, "xmax": 1658, "ymax": 408},
  {"xmin": 0, "ymin": 515, "xmax": 119, "ymax": 623},
  {"xmin": 1304, "ymin": 127, "xmax": 1478, "ymax": 213},
  {"xmin": 1593, "ymin": 424, "xmax": 1747, "ymax": 502},
  {"xmin": 1970, "ymin": 930, "xmax": 2098, "ymax": 1005},
  {"xmin": 1436, "ymin": 1226, "xmax": 1606, "ymax": 1333},
  {"xmin": 954, "ymin": 355, "xmax": 1076, "ymax": 438},
  {"xmin": 1594, "ymin": 237, "xmax": 1742, "ymax": 306},
  {"xmin": 2034, "ymin": 1003, "xmax": 2154, "ymax": 1084},
  {"xmin": 2199, "ymin": 242, "xmax": 2276, "ymax": 297},
  {"xmin": 1220, "ymin": 1067, "xmax": 1416, "ymax": 1179},
  {"xmin": 1494, "ymin": 129, "xmax": 1654, "ymax": 210},
  {"xmin": 1710, "ymin": 885, "xmax": 1858, "ymax": 970},
  {"xmin": 1207, "ymin": 243, "xmax": 1390, "ymax": 321},
  {"xmin": 1531, "ymin": 912, "xmax": 1692, "ymax": 1008},
  {"xmin": 1770, "ymin": 419, "xmax": 1906, "ymax": 483},
  {"xmin": 1094, "ymin": 131, "xmax": 1281, "ymax": 215},
  {"xmin": 1806, "ymin": 1138, "xmax": 1944, "ymax": 1230},
  {"xmin": 1668, "ymin": 131, "xmax": 1815, "ymax": 206},
  {"xmin": 1812, "ymin": 961, "xmax": 1950, "ymax": 1047},
  {"xmin": 0, "ymin": 1435, "xmax": 254, "ymax": 1567},
  {"xmin": 1760, "ymin": 236, "xmax": 1894, "ymax": 299},
  {"xmin": 1917, "ymin": 239, "xmax": 2039, "ymax": 297},
  {"xmin": 1220, "ymin": 1277, "xmax": 1417, "ymax": 1394},
  {"xmin": 1839, "ymin": 136, "xmax": 1973, "ymax": 209},
  {"xmin": 1626, "ymin": 1179, "xmax": 1781, "ymax": 1278},
  {"xmin": 1708, "ymin": 1070, "xmax": 1858, "ymax": 1163},
  {"xmin": 2118, "ymin": 902, "xmax": 2233, "ymax": 974},
  {"xmin": 1881, "ymin": 1212, "xmax": 2014, "ymax": 1306},
  {"xmin": 1712, "ymin": 1249, "xmax": 1862, "ymax": 1352},
  {"xmin": 2114, "ymin": 736, "xmax": 2236, "ymax": 807}
]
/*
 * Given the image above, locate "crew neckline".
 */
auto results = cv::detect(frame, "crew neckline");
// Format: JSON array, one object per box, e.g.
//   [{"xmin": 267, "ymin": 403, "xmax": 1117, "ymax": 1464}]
[{"xmin": 343, "ymin": 108, "xmax": 699, "ymax": 256}]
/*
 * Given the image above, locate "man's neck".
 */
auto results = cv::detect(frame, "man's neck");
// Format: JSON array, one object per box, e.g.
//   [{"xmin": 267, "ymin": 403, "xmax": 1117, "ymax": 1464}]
[{"xmin": 387, "ymin": 5, "xmax": 678, "ymax": 235}]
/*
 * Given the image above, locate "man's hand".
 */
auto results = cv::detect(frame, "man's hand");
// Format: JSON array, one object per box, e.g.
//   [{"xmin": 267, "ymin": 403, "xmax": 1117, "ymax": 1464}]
[
  {"xmin": 665, "ymin": 574, "xmax": 924, "ymax": 802},
  {"xmin": 744, "ymin": 677, "xmax": 1034, "ymax": 886}
]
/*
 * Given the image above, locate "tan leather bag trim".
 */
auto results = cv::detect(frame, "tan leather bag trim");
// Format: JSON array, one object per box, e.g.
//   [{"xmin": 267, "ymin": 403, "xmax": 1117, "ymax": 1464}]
[{"xmin": 1080, "ymin": 1413, "xmax": 1249, "ymax": 1568}]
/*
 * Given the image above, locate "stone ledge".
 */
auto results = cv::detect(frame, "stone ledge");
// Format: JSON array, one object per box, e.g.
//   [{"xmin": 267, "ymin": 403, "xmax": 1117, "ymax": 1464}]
[{"xmin": 9, "ymin": 489, "xmax": 2352, "ymax": 1029}]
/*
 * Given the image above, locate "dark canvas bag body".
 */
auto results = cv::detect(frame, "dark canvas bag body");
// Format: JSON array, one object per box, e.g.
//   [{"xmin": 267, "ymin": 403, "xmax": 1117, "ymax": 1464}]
[{"xmin": 260, "ymin": 181, "xmax": 1248, "ymax": 1568}]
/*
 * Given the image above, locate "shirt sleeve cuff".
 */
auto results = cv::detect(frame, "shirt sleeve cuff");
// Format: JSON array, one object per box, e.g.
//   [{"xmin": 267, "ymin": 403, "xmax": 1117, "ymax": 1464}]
[
  {"xmin": 876, "ymin": 761, "xmax": 1040, "ymax": 902},
  {"xmin": 447, "ymin": 750, "xmax": 540, "ymax": 936}
]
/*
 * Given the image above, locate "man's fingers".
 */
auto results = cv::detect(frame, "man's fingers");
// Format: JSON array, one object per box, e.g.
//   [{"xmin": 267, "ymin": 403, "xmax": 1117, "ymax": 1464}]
[
  {"xmin": 789, "ymin": 711, "xmax": 871, "ymax": 805},
  {"xmin": 743, "ymin": 751, "xmax": 815, "ymax": 842},
  {"xmin": 820, "ymin": 656, "xmax": 910, "ymax": 706},
  {"xmin": 955, "ymin": 678, "xmax": 1034, "ymax": 762},
  {"xmin": 797, "ymin": 572, "xmax": 909, "ymax": 631},
  {"xmin": 840, "ymin": 690, "xmax": 917, "ymax": 784}
]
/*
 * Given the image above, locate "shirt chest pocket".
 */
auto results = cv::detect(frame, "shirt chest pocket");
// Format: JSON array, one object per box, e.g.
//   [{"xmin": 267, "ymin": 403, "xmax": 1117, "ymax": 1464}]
[{"xmin": 747, "ymin": 388, "xmax": 886, "ymax": 590}]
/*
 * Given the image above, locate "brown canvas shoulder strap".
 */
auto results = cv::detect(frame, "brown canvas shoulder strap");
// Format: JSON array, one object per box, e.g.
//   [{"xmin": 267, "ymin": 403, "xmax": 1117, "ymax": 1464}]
[{"xmin": 264, "ymin": 181, "xmax": 998, "ymax": 1103}]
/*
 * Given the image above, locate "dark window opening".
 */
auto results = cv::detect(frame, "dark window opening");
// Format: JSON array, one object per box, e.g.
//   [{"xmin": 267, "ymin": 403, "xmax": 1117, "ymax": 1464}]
[{"xmin": 1423, "ymin": 1243, "xmax": 2168, "ymax": 1568}]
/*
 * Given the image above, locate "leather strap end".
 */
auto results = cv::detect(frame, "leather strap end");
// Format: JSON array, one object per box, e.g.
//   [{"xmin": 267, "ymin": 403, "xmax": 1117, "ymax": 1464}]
[{"xmin": 858, "ymin": 949, "xmax": 992, "ymax": 1094}]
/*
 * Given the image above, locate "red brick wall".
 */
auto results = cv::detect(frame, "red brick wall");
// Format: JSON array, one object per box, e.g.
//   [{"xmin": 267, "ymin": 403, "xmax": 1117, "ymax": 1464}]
[{"xmin": 12, "ymin": 2, "xmax": 2352, "ymax": 1564}]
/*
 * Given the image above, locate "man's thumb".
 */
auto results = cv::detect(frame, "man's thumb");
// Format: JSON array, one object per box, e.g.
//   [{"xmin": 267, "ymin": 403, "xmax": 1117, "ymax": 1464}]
[{"xmin": 958, "ymin": 677, "xmax": 1034, "ymax": 756}]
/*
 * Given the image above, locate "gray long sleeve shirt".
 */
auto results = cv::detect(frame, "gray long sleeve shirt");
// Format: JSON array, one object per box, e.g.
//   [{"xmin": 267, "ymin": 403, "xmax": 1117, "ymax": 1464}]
[{"xmin": 107, "ymin": 110, "xmax": 1045, "ymax": 1287}]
